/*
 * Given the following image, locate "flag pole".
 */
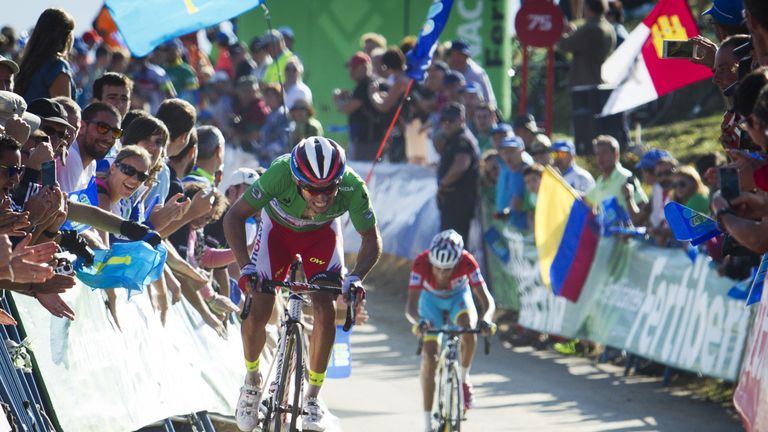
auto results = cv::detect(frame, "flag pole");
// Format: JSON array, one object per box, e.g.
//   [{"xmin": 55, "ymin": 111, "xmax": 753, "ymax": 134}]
[{"xmin": 363, "ymin": 79, "xmax": 415, "ymax": 184}]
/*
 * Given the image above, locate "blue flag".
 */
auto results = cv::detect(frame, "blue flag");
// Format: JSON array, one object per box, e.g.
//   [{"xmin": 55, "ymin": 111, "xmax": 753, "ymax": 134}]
[
  {"xmin": 60, "ymin": 177, "xmax": 99, "ymax": 233},
  {"xmin": 105, "ymin": 0, "xmax": 264, "ymax": 57},
  {"xmin": 599, "ymin": 196, "xmax": 631, "ymax": 237},
  {"xmin": 664, "ymin": 201, "xmax": 721, "ymax": 246},
  {"xmin": 746, "ymin": 254, "xmax": 768, "ymax": 306},
  {"xmin": 405, "ymin": 0, "xmax": 455, "ymax": 81},
  {"xmin": 75, "ymin": 241, "xmax": 167, "ymax": 296}
]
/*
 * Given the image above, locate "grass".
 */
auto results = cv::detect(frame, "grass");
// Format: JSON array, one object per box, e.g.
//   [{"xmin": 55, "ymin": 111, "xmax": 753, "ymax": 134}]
[{"xmin": 640, "ymin": 114, "xmax": 723, "ymax": 165}]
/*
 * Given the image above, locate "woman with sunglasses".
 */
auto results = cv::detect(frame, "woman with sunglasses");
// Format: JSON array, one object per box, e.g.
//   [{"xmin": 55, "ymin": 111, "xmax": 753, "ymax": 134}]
[{"xmin": 672, "ymin": 165, "xmax": 710, "ymax": 214}]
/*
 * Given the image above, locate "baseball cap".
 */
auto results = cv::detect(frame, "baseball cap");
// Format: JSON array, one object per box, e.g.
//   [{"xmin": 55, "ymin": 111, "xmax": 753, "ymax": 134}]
[
  {"xmin": 635, "ymin": 148, "xmax": 671, "ymax": 170},
  {"xmin": 0, "ymin": 54, "xmax": 18, "ymax": 74},
  {"xmin": 72, "ymin": 37, "xmax": 89, "ymax": 56},
  {"xmin": 346, "ymin": 52, "xmax": 371, "ymax": 68},
  {"xmin": 551, "ymin": 139, "xmax": 576, "ymax": 154},
  {"xmin": 220, "ymin": 168, "xmax": 260, "ymax": 193},
  {"xmin": 26, "ymin": 98, "xmax": 73, "ymax": 130},
  {"xmin": 703, "ymin": 0, "xmax": 744, "ymax": 27},
  {"xmin": 513, "ymin": 114, "xmax": 540, "ymax": 133},
  {"xmin": 278, "ymin": 26, "xmax": 295, "ymax": 40},
  {"xmin": 499, "ymin": 136, "xmax": 525, "ymax": 149},
  {"xmin": 448, "ymin": 40, "xmax": 471, "ymax": 56},
  {"xmin": 81, "ymin": 29, "xmax": 103, "ymax": 46},
  {"xmin": 0, "ymin": 91, "xmax": 40, "ymax": 132},
  {"xmin": 490, "ymin": 123, "xmax": 513, "ymax": 135},
  {"xmin": 440, "ymin": 102, "xmax": 465, "ymax": 121},
  {"xmin": 529, "ymin": 134, "xmax": 552, "ymax": 154}
]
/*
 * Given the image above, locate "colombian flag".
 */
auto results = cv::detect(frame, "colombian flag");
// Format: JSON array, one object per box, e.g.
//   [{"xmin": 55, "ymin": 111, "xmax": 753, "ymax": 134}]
[
  {"xmin": 600, "ymin": 0, "xmax": 712, "ymax": 115},
  {"xmin": 535, "ymin": 167, "xmax": 599, "ymax": 302}
]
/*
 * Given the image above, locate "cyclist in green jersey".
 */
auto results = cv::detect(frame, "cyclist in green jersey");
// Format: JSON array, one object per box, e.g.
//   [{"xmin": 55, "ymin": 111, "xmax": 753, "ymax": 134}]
[{"xmin": 224, "ymin": 136, "xmax": 381, "ymax": 431}]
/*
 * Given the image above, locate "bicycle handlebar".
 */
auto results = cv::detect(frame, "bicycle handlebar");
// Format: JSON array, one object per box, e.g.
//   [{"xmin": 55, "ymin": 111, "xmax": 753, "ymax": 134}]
[
  {"xmin": 416, "ymin": 327, "xmax": 491, "ymax": 356},
  {"xmin": 240, "ymin": 278, "xmax": 361, "ymax": 331}
]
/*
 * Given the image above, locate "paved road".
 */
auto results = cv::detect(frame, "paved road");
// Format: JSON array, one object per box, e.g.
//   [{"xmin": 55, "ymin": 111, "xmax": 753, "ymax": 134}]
[{"xmin": 322, "ymin": 289, "xmax": 741, "ymax": 432}]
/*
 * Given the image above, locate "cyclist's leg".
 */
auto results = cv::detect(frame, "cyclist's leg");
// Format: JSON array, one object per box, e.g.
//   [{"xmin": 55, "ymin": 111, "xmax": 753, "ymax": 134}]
[
  {"xmin": 418, "ymin": 290, "xmax": 445, "ymax": 413},
  {"xmin": 242, "ymin": 216, "xmax": 293, "ymax": 385},
  {"xmin": 451, "ymin": 289, "xmax": 478, "ymax": 378},
  {"xmin": 301, "ymin": 219, "xmax": 345, "ymax": 399}
]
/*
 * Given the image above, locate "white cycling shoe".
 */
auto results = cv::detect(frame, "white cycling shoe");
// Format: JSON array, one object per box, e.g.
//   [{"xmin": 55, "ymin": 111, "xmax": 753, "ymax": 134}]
[
  {"xmin": 302, "ymin": 397, "xmax": 326, "ymax": 431},
  {"xmin": 235, "ymin": 384, "xmax": 263, "ymax": 431}
]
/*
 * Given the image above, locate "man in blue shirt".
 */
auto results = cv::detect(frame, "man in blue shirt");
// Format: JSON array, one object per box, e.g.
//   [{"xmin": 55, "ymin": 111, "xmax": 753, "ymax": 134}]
[{"xmin": 495, "ymin": 136, "xmax": 532, "ymax": 230}]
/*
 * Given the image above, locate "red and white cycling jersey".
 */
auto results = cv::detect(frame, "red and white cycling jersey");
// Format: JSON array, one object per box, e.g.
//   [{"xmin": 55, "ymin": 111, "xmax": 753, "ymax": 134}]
[{"xmin": 408, "ymin": 250, "xmax": 484, "ymax": 298}]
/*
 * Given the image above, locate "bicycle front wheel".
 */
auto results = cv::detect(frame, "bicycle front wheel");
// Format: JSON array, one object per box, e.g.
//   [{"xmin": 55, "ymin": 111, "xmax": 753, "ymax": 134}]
[
  {"xmin": 272, "ymin": 323, "xmax": 304, "ymax": 432},
  {"xmin": 445, "ymin": 363, "xmax": 462, "ymax": 432}
]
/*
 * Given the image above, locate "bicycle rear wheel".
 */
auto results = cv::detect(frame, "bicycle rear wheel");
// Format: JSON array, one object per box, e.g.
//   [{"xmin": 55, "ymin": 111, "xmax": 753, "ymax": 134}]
[
  {"xmin": 272, "ymin": 324, "xmax": 304, "ymax": 432},
  {"xmin": 445, "ymin": 363, "xmax": 462, "ymax": 432}
]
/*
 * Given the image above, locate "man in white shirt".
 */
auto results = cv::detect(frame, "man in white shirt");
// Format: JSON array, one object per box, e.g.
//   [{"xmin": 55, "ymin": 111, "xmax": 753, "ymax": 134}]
[
  {"xmin": 551, "ymin": 139, "xmax": 595, "ymax": 194},
  {"xmin": 283, "ymin": 58, "xmax": 312, "ymax": 111},
  {"xmin": 446, "ymin": 40, "xmax": 497, "ymax": 108},
  {"xmin": 57, "ymin": 102, "xmax": 122, "ymax": 193}
]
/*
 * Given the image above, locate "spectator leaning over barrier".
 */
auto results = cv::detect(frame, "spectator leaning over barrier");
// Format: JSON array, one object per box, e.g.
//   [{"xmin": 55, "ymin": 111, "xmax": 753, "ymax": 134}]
[
  {"xmin": 0, "ymin": 54, "xmax": 17, "ymax": 92},
  {"xmin": 436, "ymin": 102, "xmax": 479, "ymax": 244},
  {"xmin": 15, "ymin": 8, "xmax": 76, "ymax": 101},
  {"xmin": 446, "ymin": 40, "xmax": 497, "ymax": 107},
  {"xmin": 585, "ymin": 134, "xmax": 646, "ymax": 212},
  {"xmin": 57, "ymin": 102, "xmax": 120, "ymax": 193},
  {"xmin": 715, "ymin": 35, "xmax": 751, "ymax": 150},
  {"xmin": 495, "ymin": 135, "xmax": 532, "ymax": 231},
  {"xmin": 550, "ymin": 139, "xmax": 595, "ymax": 194}
]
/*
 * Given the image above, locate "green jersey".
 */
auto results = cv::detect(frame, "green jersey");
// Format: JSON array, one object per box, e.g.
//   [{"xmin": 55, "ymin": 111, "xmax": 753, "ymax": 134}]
[{"xmin": 243, "ymin": 156, "xmax": 377, "ymax": 232}]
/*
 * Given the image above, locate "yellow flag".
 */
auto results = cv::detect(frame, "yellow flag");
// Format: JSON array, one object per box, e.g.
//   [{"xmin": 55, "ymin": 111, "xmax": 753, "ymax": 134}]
[{"xmin": 534, "ymin": 166, "xmax": 579, "ymax": 287}]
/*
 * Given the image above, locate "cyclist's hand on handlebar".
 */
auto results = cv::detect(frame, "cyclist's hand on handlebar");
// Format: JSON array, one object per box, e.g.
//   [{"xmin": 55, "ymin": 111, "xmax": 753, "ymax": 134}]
[
  {"xmin": 411, "ymin": 319, "xmax": 430, "ymax": 336},
  {"xmin": 479, "ymin": 320, "xmax": 497, "ymax": 336},
  {"xmin": 342, "ymin": 274, "xmax": 364, "ymax": 304},
  {"xmin": 237, "ymin": 265, "xmax": 261, "ymax": 294}
]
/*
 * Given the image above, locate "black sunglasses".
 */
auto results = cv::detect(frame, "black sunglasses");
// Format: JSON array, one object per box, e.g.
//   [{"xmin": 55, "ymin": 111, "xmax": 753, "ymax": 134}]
[
  {"xmin": 0, "ymin": 163, "xmax": 25, "ymax": 177},
  {"xmin": 40, "ymin": 125, "xmax": 66, "ymax": 140},
  {"xmin": 115, "ymin": 162, "xmax": 148, "ymax": 182},
  {"xmin": 88, "ymin": 121, "xmax": 123, "ymax": 139},
  {"xmin": 299, "ymin": 183, "xmax": 338, "ymax": 196}
]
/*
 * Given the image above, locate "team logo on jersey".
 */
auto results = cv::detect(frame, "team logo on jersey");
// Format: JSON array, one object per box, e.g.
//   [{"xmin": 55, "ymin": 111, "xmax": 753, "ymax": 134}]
[
  {"xmin": 309, "ymin": 257, "xmax": 326, "ymax": 265},
  {"xmin": 409, "ymin": 272, "xmax": 422, "ymax": 285},
  {"xmin": 251, "ymin": 186, "xmax": 264, "ymax": 200},
  {"xmin": 363, "ymin": 209, "xmax": 374, "ymax": 220},
  {"xmin": 339, "ymin": 186, "xmax": 353, "ymax": 192}
]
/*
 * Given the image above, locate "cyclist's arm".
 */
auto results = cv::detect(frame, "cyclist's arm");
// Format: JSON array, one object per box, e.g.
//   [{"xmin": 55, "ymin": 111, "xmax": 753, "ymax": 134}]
[
  {"xmin": 224, "ymin": 198, "xmax": 262, "ymax": 269},
  {"xmin": 405, "ymin": 288, "xmax": 420, "ymax": 325},
  {"xmin": 472, "ymin": 281, "xmax": 496, "ymax": 323},
  {"xmin": 349, "ymin": 225, "xmax": 382, "ymax": 281}
]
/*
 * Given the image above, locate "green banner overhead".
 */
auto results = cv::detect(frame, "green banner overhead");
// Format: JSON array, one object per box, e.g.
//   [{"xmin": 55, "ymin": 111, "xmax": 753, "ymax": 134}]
[{"xmin": 488, "ymin": 226, "xmax": 752, "ymax": 382}]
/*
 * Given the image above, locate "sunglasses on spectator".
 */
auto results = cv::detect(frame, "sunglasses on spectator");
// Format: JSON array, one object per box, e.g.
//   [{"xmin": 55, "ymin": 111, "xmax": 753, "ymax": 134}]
[
  {"xmin": 31, "ymin": 135, "xmax": 51, "ymax": 145},
  {"xmin": 300, "ymin": 183, "xmax": 338, "ymax": 196},
  {"xmin": 40, "ymin": 125, "xmax": 66, "ymax": 140},
  {"xmin": 0, "ymin": 164, "xmax": 25, "ymax": 177},
  {"xmin": 115, "ymin": 162, "xmax": 148, "ymax": 182},
  {"xmin": 88, "ymin": 121, "xmax": 123, "ymax": 139}
]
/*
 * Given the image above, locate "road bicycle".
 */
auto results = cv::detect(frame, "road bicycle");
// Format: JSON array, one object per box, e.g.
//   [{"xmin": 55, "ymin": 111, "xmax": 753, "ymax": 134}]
[
  {"xmin": 240, "ymin": 256, "xmax": 359, "ymax": 432},
  {"xmin": 417, "ymin": 326, "xmax": 489, "ymax": 432}
]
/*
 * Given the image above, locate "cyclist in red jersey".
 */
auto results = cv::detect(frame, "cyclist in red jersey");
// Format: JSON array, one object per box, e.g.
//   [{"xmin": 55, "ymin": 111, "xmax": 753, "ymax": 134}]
[
  {"xmin": 224, "ymin": 136, "xmax": 381, "ymax": 431},
  {"xmin": 405, "ymin": 229, "xmax": 496, "ymax": 432}
]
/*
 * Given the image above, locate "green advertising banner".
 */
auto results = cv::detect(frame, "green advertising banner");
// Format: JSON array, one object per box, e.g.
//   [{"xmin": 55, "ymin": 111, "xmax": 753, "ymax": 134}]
[
  {"xmin": 488, "ymin": 226, "xmax": 752, "ymax": 381},
  {"xmin": 237, "ymin": 0, "xmax": 511, "ymax": 145}
]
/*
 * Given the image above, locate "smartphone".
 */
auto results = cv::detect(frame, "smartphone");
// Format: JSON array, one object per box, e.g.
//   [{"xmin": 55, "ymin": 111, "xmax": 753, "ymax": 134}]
[
  {"xmin": 41, "ymin": 160, "xmax": 56, "ymax": 186},
  {"xmin": 719, "ymin": 167, "xmax": 740, "ymax": 202},
  {"xmin": 662, "ymin": 40, "xmax": 693, "ymax": 59}
]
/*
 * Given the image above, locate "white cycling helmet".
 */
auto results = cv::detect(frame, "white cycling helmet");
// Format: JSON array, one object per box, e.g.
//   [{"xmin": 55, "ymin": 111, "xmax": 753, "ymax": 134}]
[{"xmin": 428, "ymin": 229, "xmax": 464, "ymax": 269}]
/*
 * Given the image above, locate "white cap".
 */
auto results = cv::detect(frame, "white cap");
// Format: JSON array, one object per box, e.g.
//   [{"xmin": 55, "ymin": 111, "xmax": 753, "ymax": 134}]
[
  {"xmin": 0, "ymin": 91, "xmax": 41, "ymax": 133},
  {"xmin": 219, "ymin": 167, "xmax": 260, "ymax": 193}
]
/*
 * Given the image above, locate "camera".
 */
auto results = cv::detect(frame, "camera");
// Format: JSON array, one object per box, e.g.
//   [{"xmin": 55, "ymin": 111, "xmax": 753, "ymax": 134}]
[{"xmin": 58, "ymin": 230, "xmax": 95, "ymax": 266}]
